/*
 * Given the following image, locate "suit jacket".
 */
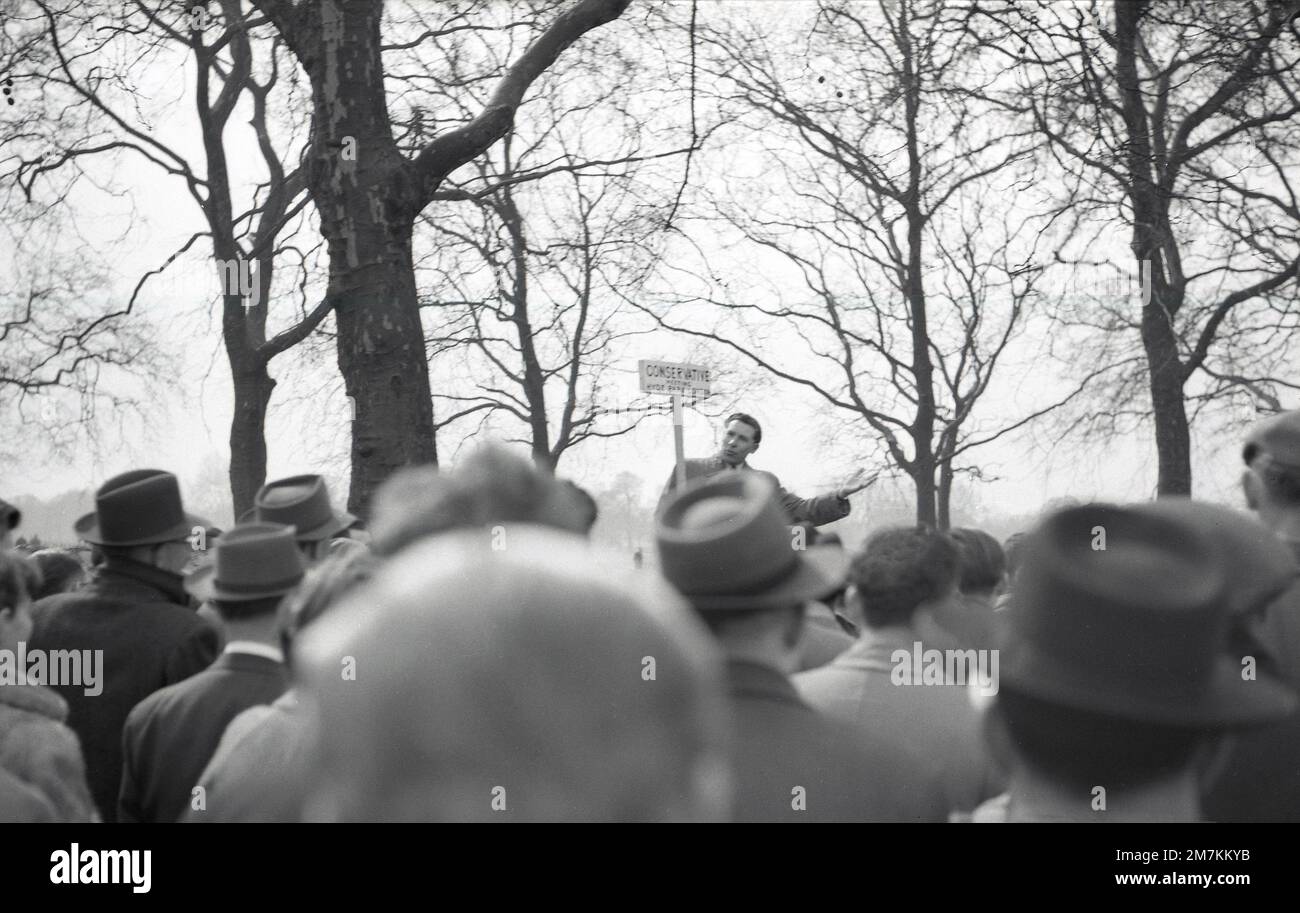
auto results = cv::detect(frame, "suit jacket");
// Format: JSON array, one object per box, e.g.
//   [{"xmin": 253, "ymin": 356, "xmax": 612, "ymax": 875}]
[
  {"xmin": 725, "ymin": 660, "xmax": 948, "ymax": 822},
  {"xmin": 0, "ymin": 684, "xmax": 98, "ymax": 822},
  {"xmin": 29, "ymin": 561, "xmax": 219, "ymax": 822},
  {"xmin": 119, "ymin": 650, "xmax": 289, "ymax": 823},
  {"xmin": 0, "ymin": 765, "xmax": 57, "ymax": 822},
  {"xmin": 658, "ymin": 457, "xmax": 850, "ymax": 528},
  {"xmin": 794, "ymin": 625, "xmax": 1006, "ymax": 814},
  {"xmin": 182, "ymin": 690, "xmax": 313, "ymax": 823},
  {"xmin": 1202, "ymin": 542, "xmax": 1300, "ymax": 822}
]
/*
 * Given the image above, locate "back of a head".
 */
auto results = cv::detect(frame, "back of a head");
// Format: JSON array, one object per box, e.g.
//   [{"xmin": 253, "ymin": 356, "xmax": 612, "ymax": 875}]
[
  {"xmin": 29, "ymin": 549, "xmax": 86, "ymax": 601},
  {"xmin": 296, "ymin": 526, "xmax": 729, "ymax": 822},
  {"xmin": 950, "ymin": 528, "xmax": 1006, "ymax": 595},
  {"xmin": 0, "ymin": 549, "xmax": 41, "ymax": 613},
  {"xmin": 850, "ymin": 526, "xmax": 960, "ymax": 629},
  {"xmin": 279, "ymin": 548, "xmax": 379, "ymax": 665},
  {"xmin": 369, "ymin": 446, "xmax": 591, "ymax": 556}
]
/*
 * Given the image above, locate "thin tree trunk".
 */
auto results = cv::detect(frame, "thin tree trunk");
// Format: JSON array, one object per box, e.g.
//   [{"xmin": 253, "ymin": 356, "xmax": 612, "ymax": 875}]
[{"xmin": 229, "ymin": 359, "xmax": 276, "ymax": 517}]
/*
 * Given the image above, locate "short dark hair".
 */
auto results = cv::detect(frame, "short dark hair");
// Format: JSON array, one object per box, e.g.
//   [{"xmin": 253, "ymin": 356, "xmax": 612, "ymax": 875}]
[
  {"xmin": 370, "ymin": 446, "xmax": 592, "ymax": 557},
  {"xmin": 0, "ymin": 550, "xmax": 41, "ymax": 613},
  {"xmin": 994, "ymin": 687, "xmax": 1204, "ymax": 792},
  {"xmin": 211, "ymin": 594, "xmax": 284, "ymax": 621},
  {"xmin": 29, "ymin": 550, "xmax": 87, "ymax": 600},
  {"xmin": 1257, "ymin": 461, "xmax": 1300, "ymax": 506},
  {"xmin": 724, "ymin": 413, "xmax": 762, "ymax": 445},
  {"xmin": 850, "ymin": 526, "xmax": 959, "ymax": 628},
  {"xmin": 950, "ymin": 528, "xmax": 1006, "ymax": 593},
  {"xmin": 560, "ymin": 480, "xmax": 598, "ymax": 535}
]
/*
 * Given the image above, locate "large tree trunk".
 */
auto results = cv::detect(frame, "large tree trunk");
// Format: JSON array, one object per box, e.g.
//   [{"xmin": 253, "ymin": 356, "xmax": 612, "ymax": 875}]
[
  {"xmin": 308, "ymin": 2, "xmax": 437, "ymax": 515},
  {"xmin": 331, "ymin": 222, "xmax": 437, "ymax": 515}
]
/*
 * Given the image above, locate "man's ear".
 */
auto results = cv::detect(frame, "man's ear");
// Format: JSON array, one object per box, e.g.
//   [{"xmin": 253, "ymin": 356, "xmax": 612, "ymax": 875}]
[{"xmin": 1242, "ymin": 469, "xmax": 1260, "ymax": 510}]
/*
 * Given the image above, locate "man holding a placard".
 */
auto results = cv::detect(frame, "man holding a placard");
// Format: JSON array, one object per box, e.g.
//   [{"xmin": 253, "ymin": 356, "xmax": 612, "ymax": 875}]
[{"xmin": 657, "ymin": 412, "xmax": 872, "ymax": 529}]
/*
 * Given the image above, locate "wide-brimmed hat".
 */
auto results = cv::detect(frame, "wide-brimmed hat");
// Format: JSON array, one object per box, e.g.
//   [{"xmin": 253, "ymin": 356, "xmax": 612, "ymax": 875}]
[
  {"xmin": 245, "ymin": 474, "xmax": 357, "ymax": 542},
  {"xmin": 656, "ymin": 473, "xmax": 847, "ymax": 611},
  {"xmin": 1243, "ymin": 409, "xmax": 1300, "ymax": 470},
  {"xmin": 75, "ymin": 469, "xmax": 213, "ymax": 547},
  {"xmin": 1131, "ymin": 499, "xmax": 1300, "ymax": 618},
  {"xmin": 184, "ymin": 522, "xmax": 305, "ymax": 603},
  {"xmin": 998, "ymin": 503, "xmax": 1296, "ymax": 728}
]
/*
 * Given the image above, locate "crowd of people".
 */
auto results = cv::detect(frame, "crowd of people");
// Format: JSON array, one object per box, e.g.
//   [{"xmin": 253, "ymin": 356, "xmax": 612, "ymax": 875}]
[{"xmin": 1, "ymin": 408, "xmax": 1299, "ymax": 822}]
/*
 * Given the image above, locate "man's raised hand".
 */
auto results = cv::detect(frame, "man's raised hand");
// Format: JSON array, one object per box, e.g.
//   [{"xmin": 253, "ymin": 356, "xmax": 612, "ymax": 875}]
[{"xmin": 835, "ymin": 467, "xmax": 874, "ymax": 500}]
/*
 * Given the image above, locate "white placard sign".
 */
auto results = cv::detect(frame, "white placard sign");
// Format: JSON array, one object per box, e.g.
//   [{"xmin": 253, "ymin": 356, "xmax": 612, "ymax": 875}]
[{"xmin": 638, "ymin": 360, "xmax": 712, "ymax": 397}]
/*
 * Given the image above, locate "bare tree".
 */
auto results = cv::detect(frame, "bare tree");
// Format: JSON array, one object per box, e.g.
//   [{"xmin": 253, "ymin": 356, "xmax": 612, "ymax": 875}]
[
  {"xmin": 415, "ymin": 38, "xmax": 691, "ymax": 470},
  {"xmin": 12, "ymin": 0, "xmax": 333, "ymax": 514},
  {"xmin": 247, "ymin": 0, "xmax": 635, "ymax": 513},
  {"xmin": 639, "ymin": 0, "xmax": 1094, "ymax": 527},
  {"xmin": 973, "ymin": 0, "xmax": 1300, "ymax": 495}
]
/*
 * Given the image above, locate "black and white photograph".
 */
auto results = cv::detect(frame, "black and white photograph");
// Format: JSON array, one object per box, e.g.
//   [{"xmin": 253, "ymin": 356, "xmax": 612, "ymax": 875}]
[{"xmin": 0, "ymin": 0, "xmax": 1298, "ymax": 869}]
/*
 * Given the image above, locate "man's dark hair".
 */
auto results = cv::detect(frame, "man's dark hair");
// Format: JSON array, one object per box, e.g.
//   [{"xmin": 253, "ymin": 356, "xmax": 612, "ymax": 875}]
[
  {"xmin": 950, "ymin": 528, "xmax": 1006, "ymax": 593},
  {"xmin": 29, "ymin": 549, "xmax": 87, "ymax": 600},
  {"xmin": 561, "ymin": 480, "xmax": 598, "ymax": 535},
  {"xmin": 994, "ymin": 687, "xmax": 1204, "ymax": 792},
  {"xmin": 0, "ymin": 550, "xmax": 41, "ymax": 613},
  {"xmin": 370, "ymin": 446, "xmax": 592, "ymax": 557},
  {"xmin": 850, "ymin": 526, "xmax": 960, "ymax": 628},
  {"xmin": 725, "ymin": 413, "xmax": 762, "ymax": 445},
  {"xmin": 211, "ymin": 594, "xmax": 284, "ymax": 622},
  {"xmin": 1257, "ymin": 461, "xmax": 1300, "ymax": 506}
]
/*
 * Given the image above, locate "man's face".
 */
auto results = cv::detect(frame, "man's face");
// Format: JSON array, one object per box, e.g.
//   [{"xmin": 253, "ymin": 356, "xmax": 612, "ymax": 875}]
[{"xmin": 719, "ymin": 419, "xmax": 759, "ymax": 466}]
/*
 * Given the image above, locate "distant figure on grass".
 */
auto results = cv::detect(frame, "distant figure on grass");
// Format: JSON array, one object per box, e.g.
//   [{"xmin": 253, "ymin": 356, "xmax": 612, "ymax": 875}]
[
  {"xmin": 656, "ymin": 412, "xmax": 873, "ymax": 533},
  {"xmin": 657, "ymin": 473, "xmax": 949, "ymax": 822},
  {"xmin": 298, "ymin": 526, "xmax": 730, "ymax": 822},
  {"xmin": 118, "ymin": 523, "xmax": 303, "ymax": 823},
  {"xmin": 29, "ymin": 469, "xmax": 220, "ymax": 822},
  {"xmin": 970, "ymin": 503, "xmax": 1295, "ymax": 823}
]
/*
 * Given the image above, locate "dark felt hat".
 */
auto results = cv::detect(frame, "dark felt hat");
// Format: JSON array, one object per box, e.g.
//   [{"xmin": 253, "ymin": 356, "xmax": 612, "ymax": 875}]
[
  {"xmin": 247, "ymin": 474, "xmax": 357, "ymax": 542},
  {"xmin": 74, "ymin": 469, "xmax": 213, "ymax": 547},
  {"xmin": 998, "ymin": 503, "xmax": 1296, "ymax": 728},
  {"xmin": 184, "ymin": 521, "xmax": 305, "ymax": 603},
  {"xmin": 656, "ymin": 473, "xmax": 847, "ymax": 611}
]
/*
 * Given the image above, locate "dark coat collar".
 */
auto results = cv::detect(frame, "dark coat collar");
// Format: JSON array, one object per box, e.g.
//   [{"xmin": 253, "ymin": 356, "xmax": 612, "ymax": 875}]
[
  {"xmin": 212, "ymin": 651, "xmax": 286, "ymax": 677},
  {"xmin": 726, "ymin": 659, "xmax": 806, "ymax": 707},
  {"xmin": 98, "ymin": 559, "xmax": 190, "ymax": 606}
]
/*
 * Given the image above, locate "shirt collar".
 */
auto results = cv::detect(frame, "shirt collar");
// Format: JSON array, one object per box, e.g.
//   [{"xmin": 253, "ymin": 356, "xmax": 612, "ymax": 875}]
[{"xmin": 223, "ymin": 641, "xmax": 285, "ymax": 664}]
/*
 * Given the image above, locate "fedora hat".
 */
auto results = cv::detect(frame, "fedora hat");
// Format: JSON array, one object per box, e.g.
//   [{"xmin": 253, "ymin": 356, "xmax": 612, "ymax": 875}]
[
  {"xmin": 656, "ymin": 473, "xmax": 847, "ymax": 611},
  {"xmin": 75, "ymin": 469, "xmax": 213, "ymax": 547},
  {"xmin": 999, "ymin": 503, "xmax": 1296, "ymax": 728},
  {"xmin": 248, "ymin": 474, "xmax": 357, "ymax": 542},
  {"xmin": 184, "ymin": 522, "xmax": 305, "ymax": 603}
]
